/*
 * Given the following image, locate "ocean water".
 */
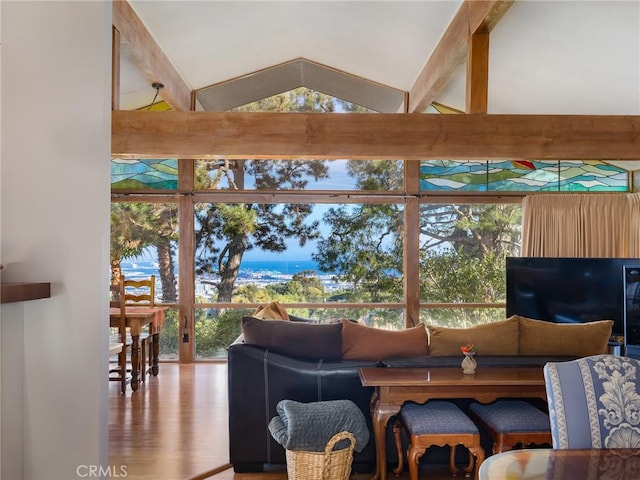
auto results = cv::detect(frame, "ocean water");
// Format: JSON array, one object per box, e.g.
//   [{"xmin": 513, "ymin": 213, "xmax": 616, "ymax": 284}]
[
  {"xmin": 121, "ymin": 258, "xmax": 344, "ymax": 297},
  {"xmin": 239, "ymin": 259, "xmax": 323, "ymax": 275},
  {"xmin": 120, "ymin": 259, "xmax": 332, "ymax": 280}
]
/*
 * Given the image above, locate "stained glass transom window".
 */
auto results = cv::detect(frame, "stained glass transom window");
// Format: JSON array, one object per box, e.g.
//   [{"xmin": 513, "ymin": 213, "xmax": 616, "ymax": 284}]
[
  {"xmin": 111, "ymin": 159, "xmax": 178, "ymax": 190},
  {"xmin": 419, "ymin": 160, "xmax": 628, "ymax": 192}
]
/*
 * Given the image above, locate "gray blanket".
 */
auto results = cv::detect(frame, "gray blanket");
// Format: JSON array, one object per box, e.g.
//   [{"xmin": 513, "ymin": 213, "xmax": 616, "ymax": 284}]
[{"xmin": 268, "ymin": 399, "xmax": 370, "ymax": 452}]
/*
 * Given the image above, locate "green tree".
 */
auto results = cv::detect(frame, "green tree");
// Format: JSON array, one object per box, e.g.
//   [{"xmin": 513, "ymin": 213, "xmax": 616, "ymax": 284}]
[
  {"xmin": 346, "ymin": 159, "xmax": 404, "ymax": 190},
  {"xmin": 110, "ymin": 203, "xmax": 156, "ymax": 283},
  {"xmin": 195, "ymin": 308, "xmax": 245, "ymax": 358},
  {"xmin": 419, "ymin": 203, "xmax": 521, "ymax": 302},
  {"xmin": 288, "ymin": 270, "xmax": 325, "ymax": 302},
  {"xmin": 232, "ymin": 284, "xmax": 271, "ymax": 304},
  {"xmin": 261, "ymin": 270, "xmax": 326, "ymax": 303},
  {"xmin": 314, "ymin": 203, "xmax": 404, "ymax": 302},
  {"xmin": 230, "ymin": 87, "xmax": 338, "ymax": 113},
  {"xmin": 420, "ymin": 203, "xmax": 521, "ymax": 259},
  {"xmin": 154, "ymin": 205, "xmax": 179, "ymax": 302},
  {"xmin": 110, "ymin": 202, "xmax": 179, "ymax": 301}
]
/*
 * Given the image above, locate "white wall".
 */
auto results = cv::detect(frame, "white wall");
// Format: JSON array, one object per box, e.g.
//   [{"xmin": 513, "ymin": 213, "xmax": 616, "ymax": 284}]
[{"xmin": 1, "ymin": 2, "xmax": 111, "ymax": 478}]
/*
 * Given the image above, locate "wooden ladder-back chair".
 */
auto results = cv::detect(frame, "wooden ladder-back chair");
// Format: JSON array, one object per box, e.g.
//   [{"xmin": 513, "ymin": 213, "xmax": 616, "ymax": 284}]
[
  {"xmin": 109, "ymin": 278, "xmax": 130, "ymax": 393},
  {"xmin": 123, "ymin": 275, "xmax": 156, "ymax": 306},
  {"xmin": 123, "ymin": 275, "xmax": 155, "ymax": 380}
]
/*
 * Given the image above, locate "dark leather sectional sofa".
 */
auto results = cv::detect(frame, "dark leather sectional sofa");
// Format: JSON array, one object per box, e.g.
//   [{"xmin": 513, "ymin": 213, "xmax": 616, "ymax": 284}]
[{"xmin": 227, "ymin": 315, "xmax": 612, "ymax": 473}]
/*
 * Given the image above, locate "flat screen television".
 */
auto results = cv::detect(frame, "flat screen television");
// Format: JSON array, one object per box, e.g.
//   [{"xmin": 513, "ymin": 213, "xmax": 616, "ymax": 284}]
[{"xmin": 506, "ymin": 257, "xmax": 640, "ymax": 336}]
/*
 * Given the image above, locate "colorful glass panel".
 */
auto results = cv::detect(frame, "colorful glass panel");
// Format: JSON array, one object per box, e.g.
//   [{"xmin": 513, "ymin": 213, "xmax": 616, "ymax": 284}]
[
  {"xmin": 558, "ymin": 161, "xmax": 628, "ymax": 192},
  {"xmin": 420, "ymin": 160, "xmax": 628, "ymax": 192},
  {"xmin": 419, "ymin": 161, "xmax": 487, "ymax": 191},
  {"xmin": 488, "ymin": 160, "xmax": 559, "ymax": 191},
  {"xmin": 111, "ymin": 159, "xmax": 178, "ymax": 190}
]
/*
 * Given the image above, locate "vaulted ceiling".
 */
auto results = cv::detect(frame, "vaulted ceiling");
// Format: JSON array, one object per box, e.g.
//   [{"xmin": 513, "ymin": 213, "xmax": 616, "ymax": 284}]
[
  {"xmin": 117, "ymin": 0, "xmax": 640, "ymax": 116},
  {"xmin": 112, "ymin": 1, "xmax": 640, "ymax": 167}
]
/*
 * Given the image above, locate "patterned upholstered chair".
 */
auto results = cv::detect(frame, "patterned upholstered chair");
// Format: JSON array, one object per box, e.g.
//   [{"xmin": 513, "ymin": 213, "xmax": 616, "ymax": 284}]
[
  {"xmin": 544, "ymin": 354, "xmax": 640, "ymax": 449},
  {"xmin": 392, "ymin": 401, "xmax": 484, "ymax": 480},
  {"xmin": 468, "ymin": 400, "xmax": 552, "ymax": 454}
]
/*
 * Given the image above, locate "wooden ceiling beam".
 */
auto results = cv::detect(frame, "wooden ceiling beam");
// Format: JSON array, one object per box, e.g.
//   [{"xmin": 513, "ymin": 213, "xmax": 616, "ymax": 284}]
[
  {"xmin": 408, "ymin": 0, "xmax": 514, "ymax": 113},
  {"xmin": 466, "ymin": 32, "xmax": 489, "ymax": 114},
  {"xmin": 112, "ymin": 110, "xmax": 640, "ymax": 161},
  {"xmin": 113, "ymin": 1, "xmax": 191, "ymax": 111}
]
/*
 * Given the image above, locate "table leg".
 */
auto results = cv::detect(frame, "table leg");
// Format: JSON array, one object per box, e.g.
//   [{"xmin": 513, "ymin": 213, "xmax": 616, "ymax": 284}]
[
  {"xmin": 371, "ymin": 402, "xmax": 397, "ymax": 480},
  {"xmin": 151, "ymin": 331, "xmax": 160, "ymax": 376},
  {"xmin": 130, "ymin": 333, "xmax": 140, "ymax": 392}
]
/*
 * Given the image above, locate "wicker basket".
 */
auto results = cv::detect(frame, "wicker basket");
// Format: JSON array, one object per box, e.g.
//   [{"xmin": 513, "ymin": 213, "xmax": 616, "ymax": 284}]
[{"xmin": 285, "ymin": 431, "xmax": 355, "ymax": 480}]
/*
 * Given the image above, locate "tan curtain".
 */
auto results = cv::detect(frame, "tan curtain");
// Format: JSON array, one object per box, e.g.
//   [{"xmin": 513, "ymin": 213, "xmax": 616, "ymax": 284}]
[
  {"xmin": 628, "ymin": 193, "xmax": 640, "ymax": 255},
  {"xmin": 521, "ymin": 194, "xmax": 639, "ymax": 257}
]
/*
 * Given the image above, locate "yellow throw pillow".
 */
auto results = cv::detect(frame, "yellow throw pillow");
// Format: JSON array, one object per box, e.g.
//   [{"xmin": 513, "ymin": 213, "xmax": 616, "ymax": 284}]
[
  {"xmin": 341, "ymin": 320, "xmax": 429, "ymax": 361},
  {"xmin": 517, "ymin": 316, "xmax": 613, "ymax": 356},
  {"xmin": 427, "ymin": 316, "xmax": 519, "ymax": 356},
  {"xmin": 252, "ymin": 301, "xmax": 290, "ymax": 320}
]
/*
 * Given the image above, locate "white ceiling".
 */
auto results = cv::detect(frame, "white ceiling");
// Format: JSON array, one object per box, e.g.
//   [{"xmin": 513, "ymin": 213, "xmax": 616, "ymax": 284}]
[{"xmin": 121, "ymin": 0, "xmax": 640, "ymax": 116}]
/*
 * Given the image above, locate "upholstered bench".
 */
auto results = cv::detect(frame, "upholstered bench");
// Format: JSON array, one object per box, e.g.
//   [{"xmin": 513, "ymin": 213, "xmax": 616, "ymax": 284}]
[
  {"xmin": 468, "ymin": 400, "xmax": 552, "ymax": 454},
  {"xmin": 393, "ymin": 401, "xmax": 484, "ymax": 480}
]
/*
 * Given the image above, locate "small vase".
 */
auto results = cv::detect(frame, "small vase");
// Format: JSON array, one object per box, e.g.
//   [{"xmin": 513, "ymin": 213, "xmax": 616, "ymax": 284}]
[{"xmin": 462, "ymin": 352, "xmax": 477, "ymax": 374}]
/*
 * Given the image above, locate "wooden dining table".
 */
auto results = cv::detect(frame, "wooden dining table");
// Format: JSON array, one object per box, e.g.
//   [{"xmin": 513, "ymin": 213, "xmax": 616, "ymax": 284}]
[
  {"xmin": 359, "ymin": 366, "xmax": 547, "ymax": 480},
  {"xmin": 109, "ymin": 306, "xmax": 166, "ymax": 391},
  {"xmin": 479, "ymin": 448, "xmax": 640, "ymax": 480}
]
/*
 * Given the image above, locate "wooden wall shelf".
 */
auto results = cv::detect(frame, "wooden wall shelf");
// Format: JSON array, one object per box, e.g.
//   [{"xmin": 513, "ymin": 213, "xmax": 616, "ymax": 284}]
[{"xmin": 1, "ymin": 283, "xmax": 51, "ymax": 303}]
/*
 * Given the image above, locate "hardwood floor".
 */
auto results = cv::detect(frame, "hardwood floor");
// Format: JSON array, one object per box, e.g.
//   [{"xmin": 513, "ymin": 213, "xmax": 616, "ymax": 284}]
[
  {"xmin": 109, "ymin": 363, "xmax": 470, "ymax": 480},
  {"xmin": 109, "ymin": 363, "xmax": 229, "ymax": 480}
]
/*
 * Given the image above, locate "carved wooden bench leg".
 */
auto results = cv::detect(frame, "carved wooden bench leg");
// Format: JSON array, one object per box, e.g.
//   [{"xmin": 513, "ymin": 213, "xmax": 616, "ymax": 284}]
[{"xmin": 392, "ymin": 419, "xmax": 404, "ymax": 477}]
